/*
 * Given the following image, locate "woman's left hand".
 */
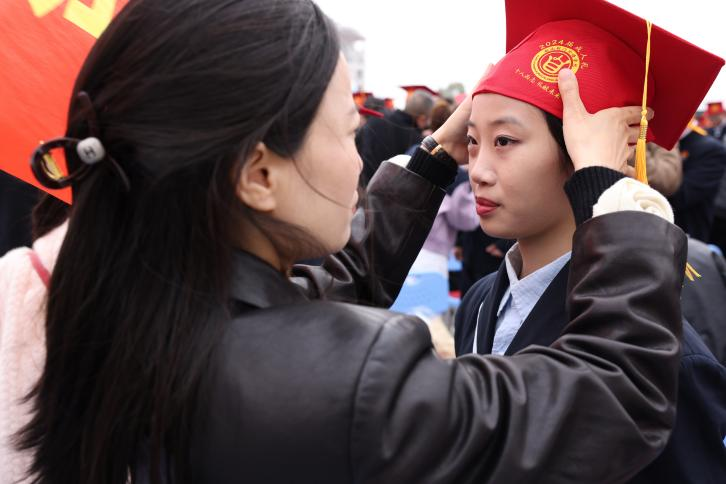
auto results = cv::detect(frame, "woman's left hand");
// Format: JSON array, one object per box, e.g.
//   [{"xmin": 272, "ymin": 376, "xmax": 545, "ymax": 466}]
[
  {"xmin": 432, "ymin": 65, "xmax": 492, "ymax": 165},
  {"xmin": 431, "ymin": 93, "xmax": 472, "ymax": 165}
]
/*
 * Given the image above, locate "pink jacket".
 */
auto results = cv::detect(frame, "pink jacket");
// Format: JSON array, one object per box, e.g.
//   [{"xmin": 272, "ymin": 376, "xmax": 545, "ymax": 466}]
[{"xmin": 0, "ymin": 222, "xmax": 66, "ymax": 483}]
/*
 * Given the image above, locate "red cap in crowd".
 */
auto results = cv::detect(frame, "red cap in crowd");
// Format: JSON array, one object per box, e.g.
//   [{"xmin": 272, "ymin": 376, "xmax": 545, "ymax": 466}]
[
  {"xmin": 353, "ymin": 91, "xmax": 373, "ymax": 107},
  {"xmin": 707, "ymin": 102, "xmax": 724, "ymax": 115},
  {"xmin": 400, "ymin": 85, "xmax": 440, "ymax": 98}
]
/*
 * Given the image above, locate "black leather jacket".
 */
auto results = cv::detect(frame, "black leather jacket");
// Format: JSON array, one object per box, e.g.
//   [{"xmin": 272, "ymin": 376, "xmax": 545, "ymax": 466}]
[{"xmin": 186, "ymin": 161, "xmax": 687, "ymax": 483}]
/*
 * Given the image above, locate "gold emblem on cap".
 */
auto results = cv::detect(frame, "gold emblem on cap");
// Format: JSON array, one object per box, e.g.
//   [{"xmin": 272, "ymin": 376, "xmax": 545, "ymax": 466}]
[{"xmin": 531, "ymin": 46, "xmax": 581, "ymax": 83}]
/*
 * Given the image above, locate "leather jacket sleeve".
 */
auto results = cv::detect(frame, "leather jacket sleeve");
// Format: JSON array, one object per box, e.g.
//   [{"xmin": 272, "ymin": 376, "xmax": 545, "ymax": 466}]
[
  {"xmin": 291, "ymin": 161, "xmax": 444, "ymax": 307},
  {"xmin": 350, "ymin": 211, "xmax": 686, "ymax": 484}
]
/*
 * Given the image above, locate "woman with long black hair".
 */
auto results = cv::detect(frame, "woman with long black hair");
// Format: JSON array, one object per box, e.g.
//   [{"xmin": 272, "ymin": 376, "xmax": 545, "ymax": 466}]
[{"xmin": 4, "ymin": 0, "xmax": 691, "ymax": 482}]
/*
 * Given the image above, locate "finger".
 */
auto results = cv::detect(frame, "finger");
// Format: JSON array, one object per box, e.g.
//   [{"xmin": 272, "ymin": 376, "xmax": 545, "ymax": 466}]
[
  {"xmin": 623, "ymin": 165, "xmax": 636, "ymax": 178},
  {"xmin": 622, "ymin": 106, "xmax": 655, "ymax": 125},
  {"xmin": 627, "ymin": 126, "xmax": 640, "ymax": 144},
  {"xmin": 619, "ymin": 106, "xmax": 646, "ymax": 125},
  {"xmin": 627, "ymin": 145, "xmax": 636, "ymax": 164},
  {"xmin": 558, "ymin": 69, "xmax": 587, "ymax": 119}
]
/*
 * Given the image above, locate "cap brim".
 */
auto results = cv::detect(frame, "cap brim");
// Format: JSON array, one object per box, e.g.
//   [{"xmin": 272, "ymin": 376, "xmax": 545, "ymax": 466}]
[{"xmin": 358, "ymin": 107, "xmax": 384, "ymax": 118}]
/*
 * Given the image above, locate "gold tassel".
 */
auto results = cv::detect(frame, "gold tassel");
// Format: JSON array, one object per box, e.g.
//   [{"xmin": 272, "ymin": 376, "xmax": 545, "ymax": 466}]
[
  {"xmin": 634, "ymin": 125, "xmax": 648, "ymax": 184},
  {"xmin": 634, "ymin": 20, "xmax": 653, "ymax": 185},
  {"xmin": 684, "ymin": 262, "xmax": 702, "ymax": 282}
]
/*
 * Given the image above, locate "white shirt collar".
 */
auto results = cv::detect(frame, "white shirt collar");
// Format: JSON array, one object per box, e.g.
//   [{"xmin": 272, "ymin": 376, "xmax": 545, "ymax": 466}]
[{"xmin": 496, "ymin": 243, "xmax": 572, "ymax": 318}]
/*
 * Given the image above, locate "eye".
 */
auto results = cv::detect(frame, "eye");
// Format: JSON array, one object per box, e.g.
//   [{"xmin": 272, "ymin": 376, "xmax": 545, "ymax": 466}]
[
  {"xmin": 494, "ymin": 136, "xmax": 517, "ymax": 147},
  {"xmin": 467, "ymin": 135, "xmax": 478, "ymax": 146}
]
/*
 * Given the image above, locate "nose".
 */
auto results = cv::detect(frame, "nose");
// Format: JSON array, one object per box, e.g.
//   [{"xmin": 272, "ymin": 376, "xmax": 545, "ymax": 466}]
[{"xmin": 468, "ymin": 152, "xmax": 496, "ymax": 188}]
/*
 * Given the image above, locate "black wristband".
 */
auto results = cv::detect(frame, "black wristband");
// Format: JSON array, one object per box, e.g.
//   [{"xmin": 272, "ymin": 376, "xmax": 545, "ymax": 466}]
[
  {"xmin": 421, "ymin": 135, "xmax": 438, "ymax": 153},
  {"xmin": 406, "ymin": 147, "xmax": 458, "ymax": 189},
  {"xmin": 564, "ymin": 167, "xmax": 625, "ymax": 226}
]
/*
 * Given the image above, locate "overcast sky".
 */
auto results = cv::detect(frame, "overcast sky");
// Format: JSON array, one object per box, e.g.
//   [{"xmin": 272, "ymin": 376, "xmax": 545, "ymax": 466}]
[{"xmin": 315, "ymin": 0, "xmax": 726, "ymax": 109}]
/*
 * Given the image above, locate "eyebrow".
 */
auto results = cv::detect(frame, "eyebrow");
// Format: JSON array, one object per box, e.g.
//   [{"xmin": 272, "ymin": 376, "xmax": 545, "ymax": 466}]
[{"xmin": 467, "ymin": 116, "xmax": 524, "ymax": 129}]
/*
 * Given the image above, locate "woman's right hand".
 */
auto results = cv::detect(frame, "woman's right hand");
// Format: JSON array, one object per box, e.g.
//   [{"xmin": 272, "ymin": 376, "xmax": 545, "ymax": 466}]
[{"xmin": 558, "ymin": 68, "xmax": 653, "ymax": 174}]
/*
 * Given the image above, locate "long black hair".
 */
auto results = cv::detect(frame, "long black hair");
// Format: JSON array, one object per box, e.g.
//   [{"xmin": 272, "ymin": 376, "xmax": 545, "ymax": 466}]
[{"xmin": 17, "ymin": 1, "xmax": 340, "ymax": 482}]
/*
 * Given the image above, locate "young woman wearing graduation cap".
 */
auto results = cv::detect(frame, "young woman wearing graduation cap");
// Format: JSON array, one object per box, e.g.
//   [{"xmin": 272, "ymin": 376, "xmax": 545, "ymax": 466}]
[
  {"xmin": 455, "ymin": 0, "xmax": 726, "ymax": 482},
  {"xmin": 2, "ymin": 0, "xmax": 702, "ymax": 482}
]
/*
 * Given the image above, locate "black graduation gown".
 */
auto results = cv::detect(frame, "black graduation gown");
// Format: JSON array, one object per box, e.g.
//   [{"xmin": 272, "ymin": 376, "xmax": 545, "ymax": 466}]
[{"xmin": 454, "ymin": 261, "xmax": 726, "ymax": 483}]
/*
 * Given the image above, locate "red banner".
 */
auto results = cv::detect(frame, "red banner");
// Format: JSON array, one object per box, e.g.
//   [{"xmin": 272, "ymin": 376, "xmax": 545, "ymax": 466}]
[{"xmin": 0, "ymin": 1, "xmax": 127, "ymax": 203}]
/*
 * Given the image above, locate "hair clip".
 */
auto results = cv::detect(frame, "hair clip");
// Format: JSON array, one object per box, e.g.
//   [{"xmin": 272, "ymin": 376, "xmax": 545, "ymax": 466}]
[
  {"xmin": 30, "ymin": 135, "xmax": 130, "ymax": 192},
  {"xmin": 31, "ymin": 137, "xmax": 81, "ymax": 190}
]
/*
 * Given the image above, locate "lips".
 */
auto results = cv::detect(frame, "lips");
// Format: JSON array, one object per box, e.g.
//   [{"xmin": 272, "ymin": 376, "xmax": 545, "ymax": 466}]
[{"xmin": 475, "ymin": 197, "xmax": 500, "ymax": 216}]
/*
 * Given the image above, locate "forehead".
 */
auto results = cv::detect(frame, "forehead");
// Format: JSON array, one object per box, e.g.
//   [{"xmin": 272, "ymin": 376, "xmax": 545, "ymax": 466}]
[
  {"xmin": 324, "ymin": 56, "xmax": 354, "ymax": 102},
  {"xmin": 471, "ymin": 93, "xmax": 545, "ymax": 126}
]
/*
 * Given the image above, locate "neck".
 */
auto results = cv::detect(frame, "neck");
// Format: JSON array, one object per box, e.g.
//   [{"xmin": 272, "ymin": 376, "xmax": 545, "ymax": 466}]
[
  {"xmin": 236, "ymin": 221, "xmax": 289, "ymax": 274},
  {"xmin": 516, "ymin": 215, "xmax": 575, "ymax": 279}
]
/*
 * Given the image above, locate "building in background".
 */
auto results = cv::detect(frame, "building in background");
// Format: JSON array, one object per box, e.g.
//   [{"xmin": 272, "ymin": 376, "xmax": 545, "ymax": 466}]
[{"xmin": 337, "ymin": 25, "xmax": 366, "ymax": 92}]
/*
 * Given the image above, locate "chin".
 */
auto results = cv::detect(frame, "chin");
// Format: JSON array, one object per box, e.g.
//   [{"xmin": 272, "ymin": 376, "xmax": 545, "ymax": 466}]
[
  {"xmin": 479, "ymin": 218, "xmax": 520, "ymax": 240},
  {"xmin": 318, "ymin": 228, "xmax": 351, "ymax": 257}
]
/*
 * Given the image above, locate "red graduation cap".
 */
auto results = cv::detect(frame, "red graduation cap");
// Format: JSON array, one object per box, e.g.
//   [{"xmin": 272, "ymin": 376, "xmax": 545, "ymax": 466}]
[
  {"xmin": 707, "ymin": 102, "xmax": 725, "ymax": 115},
  {"xmin": 0, "ymin": 0, "xmax": 128, "ymax": 203},
  {"xmin": 353, "ymin": 91, "xmax": 373, "ymax": 107},
  {"xmin": 400, "ymin": 85, "xmax": 440, "ymax": 98},
  {"xmin": 474, "ymin": 0, "xmax": 724, "ymax": 153}
]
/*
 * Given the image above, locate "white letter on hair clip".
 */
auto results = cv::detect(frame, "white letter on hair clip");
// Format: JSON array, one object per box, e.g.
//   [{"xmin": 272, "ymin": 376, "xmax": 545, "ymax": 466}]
[{"xmin": 76, "ymin": 137, "xmax": 106, "ymax": 165}]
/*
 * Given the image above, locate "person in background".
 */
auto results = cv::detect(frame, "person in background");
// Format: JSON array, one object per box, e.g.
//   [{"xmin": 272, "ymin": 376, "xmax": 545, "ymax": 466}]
[
  {"xmin": 669, "ymin": 123, "xmax": 726, "ymax": 242},
  {"xmin": 709, "ymin": 168, "xmax": 726, "ymax": 253},
  {"xmin": 356, "ymin": 106, "xmax": 384, "ymax": 129},
  {"xmin": 363, "ymin": 95, "xmax": 387, "ymax": 115},
  {"xmin": 355, "ymin": 88, "xmax": 434, "ymax": 184},
  {"xmin": 706, "ymin": 101, "xmax": 726, "ymax": 143},
  {"xmin": 638, "ymin": 132, "xmax": 726, "ymax": 368},
  {"xmin": 0, "ymin": 196, "xmax": 69, "ymax": 484},
  {"xmin": 644, "ymin": 142, "xmax": 683, "ymax": 196},
  {"xmin": 679, "ymin": 237, "xmax": 726, "ymax": 366}
]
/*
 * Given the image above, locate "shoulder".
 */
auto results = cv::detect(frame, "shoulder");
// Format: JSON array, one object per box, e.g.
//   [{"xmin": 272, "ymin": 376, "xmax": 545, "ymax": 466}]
[
  {"xmin": 194, "ymin": 301, "xmax": 432, "ymax": 479},
  {"xmin": 0, "ymin": 246, "xmax": 46, "ymax": 343},
  {"xmin": 688, "ymin": 133, "xmax": 726, "ymax": 157},
  {"xmin": 0, "ymin": 247, "xmax": 34, "ymax": 300},
  {"xmin": 215, "ymin": 301, "xmax": 432, "ymax": 391}
]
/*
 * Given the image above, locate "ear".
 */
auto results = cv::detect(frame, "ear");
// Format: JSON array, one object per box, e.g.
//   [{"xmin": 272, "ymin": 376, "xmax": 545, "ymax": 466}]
[{"xmin": 236, "ymin": 141, "xmax": 281, "ymax": 212}]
